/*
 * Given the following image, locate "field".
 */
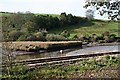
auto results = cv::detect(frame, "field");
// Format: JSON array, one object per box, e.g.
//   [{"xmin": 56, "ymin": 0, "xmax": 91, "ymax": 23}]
[
  {"xmin": 0, "ymin": 12, "xmax": 60, "ymax": 17},
  {"xmin": 0, "ymin": 12, "xmax": 12, "ymax": 16},
  {"xmin": 35, "ymin": 13, "xmax": 60, "ymax": 17},
  {"xmin": 49, "ymin": 20, "xmax": 119, "ymax": 38}
]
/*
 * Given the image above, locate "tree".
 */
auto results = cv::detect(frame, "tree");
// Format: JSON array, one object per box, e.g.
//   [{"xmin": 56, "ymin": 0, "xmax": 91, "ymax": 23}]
[
  {"xmin": 21, "ymin": 21, "xmax": 37, "ymax": 33},
  {"xmin": 86, "ymin": 9, "xmax": 94, "ymax": 19},
  {"xmin": 60, "ymin": 12, "xmax": 68, "ymax": 26},
  {"xmin": 46, "ymin": 34, "xmax": 66, "ymax": 41},
  {"xmin": 67, "ymin": 14, "xmax": 74, "ymax": 24},
  {"xmin": 84, "ymin": 0, "xmax": 120, "ymax": 20}
]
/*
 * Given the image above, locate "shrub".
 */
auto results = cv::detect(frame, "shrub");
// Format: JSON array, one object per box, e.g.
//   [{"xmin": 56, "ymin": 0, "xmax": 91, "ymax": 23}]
[
  {"xmin": 97, "ymin": 35, "xmax": 104, "ymax": 40},
  {"xmin": 34, "ymin": 32, "xmax": 45, "ymax": 41},
  {"xmin": 18, "ymin": 33, "xmax": 36, "ymax": 41},
  {"xmin": 60, "ymin": 30, "xmax": 70, "ymax": 38},
  {"xmin": 46, "ymin": 34, "xmax": 66, "ymax": 41},
  {"xmin": 102, "ymin": 31, "xmax": 110, "ymax": 37},
  {"xmin": 91, "ymin": 34, "xmax": 98, "ymax": 42},
  {"xmin": 98, "ymin": 40, "xmax": 105, "ymax": 43},
  {"xmin": 2, "ymin": 62, "xmax": 38, "ymax": 80},
  {"xmin": 8, "ymin": 30, "xmax": 23, "ymax": 41},
  {"xmin": 17, "ymin": 35, "xmax": 27, "ymax": 41},
  {"xmin": 116, "ymin": 39, "xmax": 120, "ymax": 42},
  {"xmin": 109, "ymin": 34, "xmax": 116, "ymax": 42},
  {"xmin": 26, "ymin": 34, "xmax": 36, "ymax": 41},
  {"xmin": 73, "ymin": 34, "xmax": 78, "ymax": 39}
]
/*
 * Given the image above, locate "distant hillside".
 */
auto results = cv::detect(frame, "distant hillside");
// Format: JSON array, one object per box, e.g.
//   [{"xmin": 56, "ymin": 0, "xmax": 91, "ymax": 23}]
[
  {"xmin": 1, "ymin": 11, "xmax": 119, "ymax": 42},
  {"xmin": 49, "ymin": 20, "xmax": 119, "ymax": 38}
]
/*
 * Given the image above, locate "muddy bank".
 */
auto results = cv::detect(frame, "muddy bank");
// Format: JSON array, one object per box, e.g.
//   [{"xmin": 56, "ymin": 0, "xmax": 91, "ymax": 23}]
[{"xmin": 2, "ymin": 41, "xmax": 82, "ymax": 52}]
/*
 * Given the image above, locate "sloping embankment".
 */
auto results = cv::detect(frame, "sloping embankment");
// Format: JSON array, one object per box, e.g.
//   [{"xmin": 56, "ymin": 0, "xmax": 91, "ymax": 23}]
[{"xmin": 2, "ymin": 41, "xmax": 82, "ymax": 52}]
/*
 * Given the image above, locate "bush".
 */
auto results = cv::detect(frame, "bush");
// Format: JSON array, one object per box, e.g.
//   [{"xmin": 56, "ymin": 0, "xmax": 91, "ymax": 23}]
[
  {"xmin": 34, "ymin": 32, "xmax": 45, "ymax": 41},
  {"xmin": 116, "ymin": 38, "xmax": 120, "ymax": 42},
  {"xmin": 97, "ymin": 35, "xmax": 104, "ymax": 40},
  {"xmin": 102, "ymin": 31, "xmax": 110, "ymax": 37},
  {"xmin": 46, "ymin": 34, "xmax": 66, "ymax": 41},
  {"xmin": 8, "ymin": 30, "xmax": 23, "ymax": 41},
  {"xmin": 73, "ymin": 34, "xmax": 78, "ymax": 39},
  {"xmin": 18, "ymin": 33, "xmax": 36, "ymax": 41},
  {"xmin": 2, "ymin": 63, "xmax": 37, "ymax": 80},
  {"xmin": 98, "ymin": 40, "xmax": 105, "ymax": 43},
  {"xmin": 60, "ymin": 30, "xmax": 70, "ymax": 38},
  {"xmin": 26, "ymin": 34, "xmax": 36, "ymax": 41},
  {"xmin": 17, "ymin": 35, "xmax": 27, "ymax": 41},
  {"xmin": 91, "ymin": 34, "xmax": 98, "ymax": 42},
  {"xmin": 109, "ymin": 34, "xmax": 116, "ymax": 42}
]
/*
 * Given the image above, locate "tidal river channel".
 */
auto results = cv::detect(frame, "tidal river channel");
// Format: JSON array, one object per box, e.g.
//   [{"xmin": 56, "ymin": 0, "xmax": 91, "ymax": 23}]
[{"xmin": 15, "ymin": 44, "xmax": 120, "ymax": 60}]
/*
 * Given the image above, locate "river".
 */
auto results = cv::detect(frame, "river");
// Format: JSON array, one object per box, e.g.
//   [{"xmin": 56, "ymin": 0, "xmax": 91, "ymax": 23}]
[
  {"xmin": 14, "ymin": 44, "xmax": 120, "ymax": 60},
  {"xmin": 66, "ymin": 45, "xmax": 120, "ymax": 56}
]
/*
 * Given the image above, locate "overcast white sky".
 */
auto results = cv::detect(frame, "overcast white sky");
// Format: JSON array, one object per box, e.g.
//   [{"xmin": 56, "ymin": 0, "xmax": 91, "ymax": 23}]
[{"xmin": 0, "ymin": 0, "xmax": 107, "ymax": 19}]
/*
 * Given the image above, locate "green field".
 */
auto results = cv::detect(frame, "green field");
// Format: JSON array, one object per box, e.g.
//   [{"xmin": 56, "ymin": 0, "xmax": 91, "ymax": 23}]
[
  {"xmin": 49, "ymin": 20, "xmax": 119, "ymax": 37},
  {"xmin": 0, "ymin": 12, "xmax": 60, "ymax": 17},
  {"xmin": 35, "ymin": 13, "xmax": 60, "ymax": 17},
  {"xmin": 0, "ymin": 12, "xmax": 12, "ymax": 16}
]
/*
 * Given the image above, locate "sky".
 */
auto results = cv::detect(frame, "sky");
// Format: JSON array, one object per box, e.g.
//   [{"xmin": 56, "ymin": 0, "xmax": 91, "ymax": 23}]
[{"xmin": 0, "ymin": 0, "xmax": 108, "ymax": 19}]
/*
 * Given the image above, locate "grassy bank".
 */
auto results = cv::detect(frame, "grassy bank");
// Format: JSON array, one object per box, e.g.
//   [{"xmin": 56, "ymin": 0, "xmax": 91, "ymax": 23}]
[
  {"xmin": 49, "ymin": 20, "xmax": 119, "ymax": 38},
  {"xmin": 2, "ymin": 54, "xmax": 120, "ymax": 79},
  {"xmin": 33, "ymin": 54, "xmax": 120, "ymax": 79},
  {"xmin": 3, "ymin": 41, "xmax": 82, "ymax": 51}
]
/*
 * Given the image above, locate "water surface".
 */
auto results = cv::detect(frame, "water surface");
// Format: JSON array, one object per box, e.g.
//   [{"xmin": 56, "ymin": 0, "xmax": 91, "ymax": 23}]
[
  {"xmin": 14, "ymin": 45, "xmax": 120, "ymax": 60},
  {"xmin": 66, "ymin": 45, "xmax": 120, "ymax": 56}
]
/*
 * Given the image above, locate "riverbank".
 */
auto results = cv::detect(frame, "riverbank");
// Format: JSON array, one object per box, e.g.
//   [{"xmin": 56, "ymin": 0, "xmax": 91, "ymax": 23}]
[{"xmin": 2, "ymin": 41, "xmax": 82, "ymax": 52}]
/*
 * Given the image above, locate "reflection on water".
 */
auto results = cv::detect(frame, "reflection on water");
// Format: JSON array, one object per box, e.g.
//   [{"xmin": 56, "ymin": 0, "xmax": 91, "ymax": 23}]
[
  {"xmin": 66, "ymin": 45, "xmax": 120, "ymax": 56},
  {"xmin": 15, "ymin": 49, "xmax": 76, "ymax": 60},
  {"xmin": 13, "ymin": 45, "xmax": 120, "ymax": 60}
]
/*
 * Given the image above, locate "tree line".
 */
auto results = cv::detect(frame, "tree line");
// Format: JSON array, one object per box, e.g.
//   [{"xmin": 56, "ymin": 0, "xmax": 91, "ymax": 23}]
[{"xmin": 2, "ymin": 12, "xmax": 92, "ymax": 41}]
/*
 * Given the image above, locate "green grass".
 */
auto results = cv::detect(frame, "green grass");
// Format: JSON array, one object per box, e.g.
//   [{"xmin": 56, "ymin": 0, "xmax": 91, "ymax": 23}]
[
  {"xmin": 2, "ymin": 55, "xmax": 120, "ymax": 79},
  {"xmin": 35, "ymin": 13, "xmax": 60, "ymax": 17},
  {"xmin": 0, "ymin": 12, "xmax": 12, "ymax": 16},
  {"xmin": 0, "ymin": 12, "xmax": 60, "ymax": 17},
  {"xmin": 35, "ymin": 55, "xmax": 120, "ymax": 78},
  {"xmin": 49, "ymin": 20, "xmax": 119, "ymax": 37}
]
